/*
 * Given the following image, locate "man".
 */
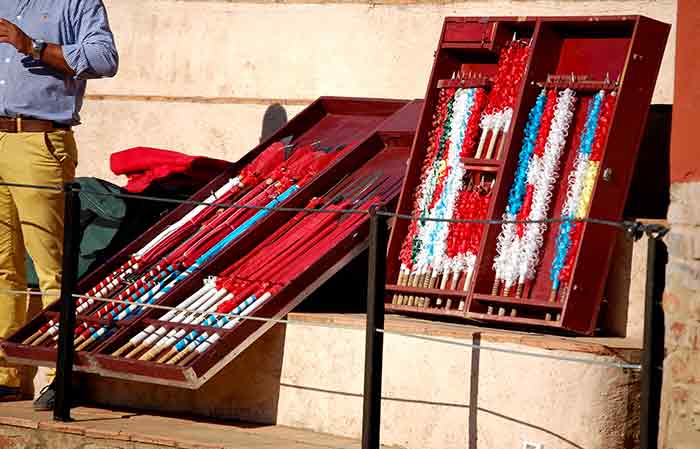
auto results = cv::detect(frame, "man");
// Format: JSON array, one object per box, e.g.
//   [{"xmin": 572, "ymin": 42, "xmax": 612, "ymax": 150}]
[{"xmin": 0, "ymin": 0, "xmax": 118, "ymax": 410}]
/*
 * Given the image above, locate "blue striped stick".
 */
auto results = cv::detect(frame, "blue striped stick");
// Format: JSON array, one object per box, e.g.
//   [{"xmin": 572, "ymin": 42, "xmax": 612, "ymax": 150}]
[
  {"xmin": 165, "ymin": 292, "xmax": 270, "ymax": 365},
  {"xmin": 78, "ymin": 184, "xmax": 300, "ymax": 351}
]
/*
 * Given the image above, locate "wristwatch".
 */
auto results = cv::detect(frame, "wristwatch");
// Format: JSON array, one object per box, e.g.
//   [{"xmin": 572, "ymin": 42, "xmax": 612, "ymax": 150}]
[{"xmin": 30, "ymin": 39, "xmax": 46, "ymax": 60}]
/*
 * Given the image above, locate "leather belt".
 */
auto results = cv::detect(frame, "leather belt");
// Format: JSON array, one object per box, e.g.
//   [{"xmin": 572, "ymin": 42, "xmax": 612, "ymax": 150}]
[{"xmin": 0, "ymin": 117, "xmax": 70, "ymax": 133}]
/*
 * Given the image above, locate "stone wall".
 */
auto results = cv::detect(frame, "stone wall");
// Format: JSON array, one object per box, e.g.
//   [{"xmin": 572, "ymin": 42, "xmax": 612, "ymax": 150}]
[
  {"xmin": 661, "ymin": 183, "xmax": 700, "ymax": 448},
  {"xmin": 77, "ymin": 0, "xmax": 676, "ymax": 184},
  {"xmin": 659, "ymin": 0, "xmax": 700, "ymax": 447}
]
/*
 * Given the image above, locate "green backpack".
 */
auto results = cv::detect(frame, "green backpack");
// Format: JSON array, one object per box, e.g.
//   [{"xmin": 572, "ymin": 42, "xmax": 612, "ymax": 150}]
[{"xmin": 25, "ymin": 177, "xmax": 175, "ymax": 288}]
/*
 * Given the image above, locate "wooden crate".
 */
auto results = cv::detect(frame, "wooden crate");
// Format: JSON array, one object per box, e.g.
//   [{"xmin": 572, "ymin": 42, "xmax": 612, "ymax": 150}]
[
  {"xmin": 2, "ymin": 97, "xmax": 416, "ymax": 382},
  {"xmin": 385, "ymin": 16, "xmax": 669, "ymax": 334}
]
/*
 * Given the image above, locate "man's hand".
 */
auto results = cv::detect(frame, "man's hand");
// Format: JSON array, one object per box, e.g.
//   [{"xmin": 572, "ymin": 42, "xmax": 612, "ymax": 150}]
[
  {"xmin": 0, "ymin": 19, "xmax": 32, "ymax": 55},
  {"xmin": 0, "ymin": 19, "xmax": 74, "ymax": 76}
]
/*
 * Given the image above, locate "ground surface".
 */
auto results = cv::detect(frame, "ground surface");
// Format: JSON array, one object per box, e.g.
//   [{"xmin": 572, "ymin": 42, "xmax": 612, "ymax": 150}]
[{"xmin": 0, "ymin": 401, "xmax": 394, "ymax": 449}]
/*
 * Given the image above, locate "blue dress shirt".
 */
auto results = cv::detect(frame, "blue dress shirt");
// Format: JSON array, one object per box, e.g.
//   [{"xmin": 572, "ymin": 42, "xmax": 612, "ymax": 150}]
[{"xmin": 0, "ymin": 0, "xmax": 118, "ymax": 125}]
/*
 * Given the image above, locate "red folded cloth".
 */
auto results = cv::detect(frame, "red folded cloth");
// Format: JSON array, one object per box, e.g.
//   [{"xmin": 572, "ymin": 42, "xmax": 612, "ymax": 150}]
[{"xmin": 110, "ymin": 147, "xmax": 232, "ymax": 193}]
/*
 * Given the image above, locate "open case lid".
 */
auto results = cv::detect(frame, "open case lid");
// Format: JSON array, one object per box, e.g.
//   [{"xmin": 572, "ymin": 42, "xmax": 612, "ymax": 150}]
[
  {"xmin": 2, "ymin": 99, "xmax": 422, "ymax": 388},
  {"xmin": 385, "ymin": 16, "xmax": 669, "ymax": 334}
]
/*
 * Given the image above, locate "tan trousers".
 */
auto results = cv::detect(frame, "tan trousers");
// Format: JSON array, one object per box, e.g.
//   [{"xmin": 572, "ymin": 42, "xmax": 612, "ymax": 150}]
[{"xmin": 0, "ymin": 130, "xmax": 77, "ymax": 388}]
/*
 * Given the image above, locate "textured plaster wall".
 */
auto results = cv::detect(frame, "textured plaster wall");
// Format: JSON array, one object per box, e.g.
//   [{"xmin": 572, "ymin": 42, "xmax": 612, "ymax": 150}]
[{"xmin": 76, "ymin": 0, "xmax": 676, "ymax": 184}]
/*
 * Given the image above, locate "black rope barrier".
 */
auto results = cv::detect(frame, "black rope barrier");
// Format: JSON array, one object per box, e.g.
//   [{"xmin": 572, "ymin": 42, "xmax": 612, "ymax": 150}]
[
  {"xmin": 0, "ymin": 180, "xmax": 671, "ymax": 236},
  {"xmin": 0, "ymin": 178, "xmax": 670, "ymax": 439}
]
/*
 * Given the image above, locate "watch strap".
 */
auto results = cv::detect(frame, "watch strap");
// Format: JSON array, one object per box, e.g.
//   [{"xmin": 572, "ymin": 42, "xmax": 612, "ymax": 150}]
[{"xmin": 31, "ymin": 39, "xmax": 46, "ymax": 60}]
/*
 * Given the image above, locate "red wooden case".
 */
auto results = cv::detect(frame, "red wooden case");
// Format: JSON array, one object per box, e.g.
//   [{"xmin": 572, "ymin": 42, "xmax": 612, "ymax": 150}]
[
  {"xmin": 385, "ymin": 16, "xmax": 669, "ymax": 334},
  {"xmin": 2, "ymin": 98, "xmax": 418, "ymax": 384}
]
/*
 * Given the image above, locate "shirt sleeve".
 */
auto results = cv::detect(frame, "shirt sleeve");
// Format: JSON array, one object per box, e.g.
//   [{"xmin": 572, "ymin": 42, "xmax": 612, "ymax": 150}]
[{"xmin": 61, "ymin": 0, "xmax": 119, "ymax": 79}]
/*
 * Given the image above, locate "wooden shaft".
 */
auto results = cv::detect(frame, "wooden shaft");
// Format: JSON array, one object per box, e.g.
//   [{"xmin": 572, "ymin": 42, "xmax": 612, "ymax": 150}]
[
  {"xmin": 474, "ymin": 130, "xmax": 489, "ymax": 159},
  {"xmin": 166, "ymin": 348, "xmax": 190, "ymax": 365},
  {"xmin": 22, "ymin": 329, "xmax": 43, "ymax": 345},
  {"xmin": 30, "ymin": 331, "xmax": 52, "ymax": 347},
  {"xmin": 463, "ymin": 269, "xmax": 474, "ymax": 293},
  {"xmin": 437, "ymin": 271, "xmax": 450, "ymax": 306},
  {"xmin": 156, "ymin": 348, "xmax": 178, "ymax": 364},
  {"xmin": 75, "ymin": 337, "xmax": 94, "ymax": 352},
  {"xmin": 398, "ymin": 270, "xmax": 409, "ymax": 304},
  {"xmin": 496, "ymin": 131, "xmax": 509, "ymax": 160},
  {"xmin": 491, "ymin": 279, "xmax": 500, "ymax": 296},
  {"xmin": 139, "ymin": 345, "xmax": 165, "ymax": 362},
  {"xmin": 397, "ymin": 292, "xmax": 405, "ymax": 306},
  {"xmin": 124, "ymin": 342, "xmax": 148, "ymax": 359},
  {"xmin": 393, "ymin": 270, "xmax": 408, "ymax": 304},
  {"xmin": 111, "ymin": 341, "xmax": 135, "ymax": 358},
  {"xmin": 449, "ymin": 271, "xmax": 460, "ymax": 290},
  {"xmin": 408, "ymin": 271, "xmax": 423, "ymax": 306},
  {"xmin": 420, "ymin": 271, "xmax": 432, "ymax": 306},
  {"xmin": 398, "ymin": 270, "xmax": 411, "ymax": 304},
  {"xmin": 425, "ymin": 273, "xmax": 438, "ymax": 308},
  {"xmin": 178, "ymin": 350, "xmax": 200, "ymax": 367},
  {"xmin": 485, "ymin": 130, "xmax": 500, "ymax": 159},
  {"xmin": 405, "ymin": 272, "xmax": 417, "ymax": 306}
]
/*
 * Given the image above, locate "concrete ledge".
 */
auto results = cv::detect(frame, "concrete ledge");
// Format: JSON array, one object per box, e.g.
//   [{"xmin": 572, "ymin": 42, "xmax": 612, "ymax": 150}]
[
  {"xmin": 278, "ymin": 314, "xmax": 641, "ymax": 449},
  {"xmin": 78, "ymin": 313, "xmax": 642, "ymax": 449}
]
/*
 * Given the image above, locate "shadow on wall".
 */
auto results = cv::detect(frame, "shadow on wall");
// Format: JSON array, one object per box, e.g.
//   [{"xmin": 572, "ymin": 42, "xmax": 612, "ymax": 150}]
[
  {"xmin": 625, "ymin": 104, "xmax": 672, "ymax": 219},
  {"xmin": 260, "ymin": 104, "xmax": 288, "ymax": 143},
  {"xmin": 598, "ymin": 104, "xmax": 672, "ymax": 337}
]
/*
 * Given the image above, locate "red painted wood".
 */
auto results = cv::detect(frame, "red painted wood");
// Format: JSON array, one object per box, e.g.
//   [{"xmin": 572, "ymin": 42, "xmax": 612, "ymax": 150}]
[
  {"xmin": 443, "ymin": 21, "xmax": 495, "ymax": 44},
  {"xmin": 561, "ymin": 16, "xmax": 671, "ymax": 334},
  {"xmin": 385, "ymin": 284, "xmax": 469, "ymax": 299},
  {"xmin": 386, "ymin": 16, "xmax": 669, "ymax": 335},
  {"xmin": 384, "ymin": 303, "xmax": 466, "ymax": 319},
  {"xmin": 471, "ymin": 294, "xmax": 564, "ymax": 310},
  {"xmin": 386, "ymin": 18, "xmax": 539, "ymax": 300},
  {"xmin": 1, "ymin": 98, "xmax": 414, "ymax": 378},
  {"xmin": 671, "ymin": 0, "xmax": 700, "ymax": 182},
  {"xmin": 88, "ymin": 129, "xmax": 415, "ymax": 384}
]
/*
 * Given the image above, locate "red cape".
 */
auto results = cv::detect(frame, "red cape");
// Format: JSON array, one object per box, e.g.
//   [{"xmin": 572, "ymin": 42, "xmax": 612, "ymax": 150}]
[{"xmin": 110, "ymin": 147, "xmax": 232, "ymax": 193}]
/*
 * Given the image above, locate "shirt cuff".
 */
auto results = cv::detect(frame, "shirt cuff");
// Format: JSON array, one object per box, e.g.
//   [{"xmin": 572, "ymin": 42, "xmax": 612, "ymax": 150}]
[{"xmin": 62, "ymin": 43, "xmax": 90, "ymax": 79}]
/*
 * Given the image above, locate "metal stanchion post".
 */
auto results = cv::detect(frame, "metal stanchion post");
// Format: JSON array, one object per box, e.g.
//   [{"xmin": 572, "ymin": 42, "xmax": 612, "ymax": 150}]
[
  {"xmin": 54, "ymin": 182, "xmax": 81, "ymax": 422},
  {"xmin": 361, "ymin": 206, "xmax": 388, "ymax": 449},
  {"xmin": 640, "ymin": 228, "xmax": 667, "ymax": 449}
]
